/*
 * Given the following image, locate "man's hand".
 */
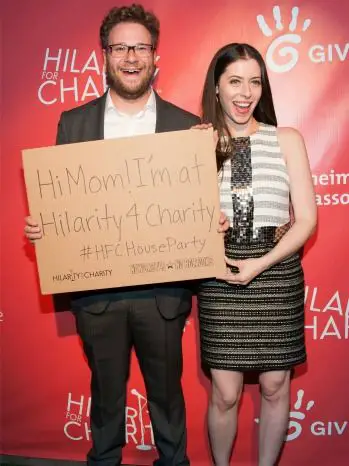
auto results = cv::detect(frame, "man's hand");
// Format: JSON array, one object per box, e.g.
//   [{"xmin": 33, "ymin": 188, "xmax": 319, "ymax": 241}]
[{"xmin": 24, "ymin": 217, "xmax": 42, "ymax": 242}]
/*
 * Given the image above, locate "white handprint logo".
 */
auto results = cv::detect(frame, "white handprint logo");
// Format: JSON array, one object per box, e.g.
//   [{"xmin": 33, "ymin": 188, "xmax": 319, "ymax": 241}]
[
  {"xmin": 257, "ymin": 6, "xmax": 311, "ymax": 73},
  {"xmin": 287, "ymin": 389, "xmax": 315, "ymax": 441},
  {"xmin": 255, "ymin": 389, "xmax": 315, "ymax": 441}
]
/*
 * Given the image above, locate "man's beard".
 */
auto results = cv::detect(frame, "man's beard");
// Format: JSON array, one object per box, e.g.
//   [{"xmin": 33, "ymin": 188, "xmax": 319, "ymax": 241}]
[{"xmin": 105, "ymin": 61, "xmax": 155, "ymax": 100}]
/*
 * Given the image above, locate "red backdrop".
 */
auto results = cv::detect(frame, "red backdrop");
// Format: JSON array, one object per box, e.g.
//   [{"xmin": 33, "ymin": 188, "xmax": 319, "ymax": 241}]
[{"xmin": 1, "ymin": 0, "xmax": 348, "ymax": 464}]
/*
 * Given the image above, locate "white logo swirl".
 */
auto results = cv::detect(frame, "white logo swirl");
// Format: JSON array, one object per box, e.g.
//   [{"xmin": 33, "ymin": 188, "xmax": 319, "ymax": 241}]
[
  {"xmin": 287, "ymin": 389, "xmax": 315, "ymax": 441},
  {"xmin": 255, "ymin": 389, "xmax": 315, "ymax": 441},
  {"xmin": 257, "ymin": 6, "xmax": 311, "ymax": 73}
]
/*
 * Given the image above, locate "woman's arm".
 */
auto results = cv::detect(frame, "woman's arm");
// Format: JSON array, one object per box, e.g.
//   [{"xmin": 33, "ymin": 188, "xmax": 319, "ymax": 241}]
[
  {"xmin": 221, "ymin": 127, "xmax": 317, "ymax": 285},
  {"xmin": 258, "ymin": 127, "xmax": 317, "ymax": 268}
]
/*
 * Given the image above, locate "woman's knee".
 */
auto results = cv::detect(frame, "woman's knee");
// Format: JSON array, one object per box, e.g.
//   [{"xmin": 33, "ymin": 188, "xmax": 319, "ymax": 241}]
[
  {"xmin": 211, "ymin": 372, "xmax": 243, "ymax": 411},
  {"xmin": 260, "ymin": 371, "xmax": 290, "ymax": 401}
]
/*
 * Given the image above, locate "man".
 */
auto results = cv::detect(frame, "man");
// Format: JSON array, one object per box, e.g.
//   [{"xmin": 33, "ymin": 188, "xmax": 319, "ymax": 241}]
[{"xmin": 25, "ymin": 4, "xmax": 227, "ymax": 465}]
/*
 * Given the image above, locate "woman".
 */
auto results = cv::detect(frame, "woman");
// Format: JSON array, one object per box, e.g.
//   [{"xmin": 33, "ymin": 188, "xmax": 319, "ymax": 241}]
[{"xmin": 197, "ymin": 43, "xmax": 317, "ymax": 466}]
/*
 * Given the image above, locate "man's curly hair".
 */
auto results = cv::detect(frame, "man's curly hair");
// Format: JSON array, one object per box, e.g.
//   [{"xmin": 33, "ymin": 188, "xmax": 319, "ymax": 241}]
[{"xmin": 100, "ymin": 4, "xmax": 160, "ymax": 50}]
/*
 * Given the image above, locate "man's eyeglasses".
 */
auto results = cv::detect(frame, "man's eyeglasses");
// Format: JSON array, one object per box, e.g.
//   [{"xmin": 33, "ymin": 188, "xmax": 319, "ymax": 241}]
[{"xmin": 106, "ymin": 43, "xmax": 154, "ymax": 58}]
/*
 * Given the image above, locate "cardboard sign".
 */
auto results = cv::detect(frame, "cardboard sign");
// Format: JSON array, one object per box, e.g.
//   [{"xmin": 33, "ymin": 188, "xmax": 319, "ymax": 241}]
[{"xmin": 22, "ymin": 129, "xmax": 225, "ymax": 294}]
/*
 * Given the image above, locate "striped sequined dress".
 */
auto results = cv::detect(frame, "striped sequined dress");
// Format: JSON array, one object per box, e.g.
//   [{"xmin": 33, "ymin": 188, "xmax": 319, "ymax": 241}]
[{"xmin": 198, "ymin": 124, "xmax": 306, "ymax": 371}]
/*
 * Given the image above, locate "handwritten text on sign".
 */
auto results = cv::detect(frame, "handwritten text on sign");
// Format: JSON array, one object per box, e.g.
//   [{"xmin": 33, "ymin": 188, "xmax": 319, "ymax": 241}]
[{"xmin": 22, "ymin": 129, "xmax": 225, "ymax": 293}]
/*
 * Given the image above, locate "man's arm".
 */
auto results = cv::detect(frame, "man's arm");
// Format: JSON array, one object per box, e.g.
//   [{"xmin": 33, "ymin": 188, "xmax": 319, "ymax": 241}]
[{"xmin": 24, "ymin": 112, "xmax": 67, "ymax": 241}]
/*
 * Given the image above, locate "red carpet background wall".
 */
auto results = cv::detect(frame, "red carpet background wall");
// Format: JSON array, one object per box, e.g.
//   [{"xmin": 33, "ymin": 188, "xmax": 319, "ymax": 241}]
[{"xmin": 1, "ymin": 0, "xmax": 348, "ymax": 464}]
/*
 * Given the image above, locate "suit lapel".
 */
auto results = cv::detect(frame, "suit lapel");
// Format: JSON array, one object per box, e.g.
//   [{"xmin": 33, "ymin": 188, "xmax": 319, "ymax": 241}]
[
  {"xmin": 154, "ymin": 92, "xmax": 170, "ymax": 134},
  {"xmin": 85, "ymin": 92, "xmax": 107, "ymax": 141},
  {"xmin": 88, "ymin": 91, "xmax": 173, "ymax": 138},
  {"xmin": 88, "ymin": 90, "xmax": 170, "ymax": 137}
]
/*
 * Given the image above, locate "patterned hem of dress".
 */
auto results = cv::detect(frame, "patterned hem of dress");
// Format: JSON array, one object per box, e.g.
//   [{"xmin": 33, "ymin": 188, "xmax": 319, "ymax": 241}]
[{"xmin": 202, "ymin": 357, "xmax": 306, "ymax": 372}]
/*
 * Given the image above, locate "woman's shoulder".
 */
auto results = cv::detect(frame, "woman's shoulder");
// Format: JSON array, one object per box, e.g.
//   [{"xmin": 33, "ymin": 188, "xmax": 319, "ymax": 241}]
[
  {"xmin": 258, "ymin": 123, "xmax": 303, "ymax": 140},
  {"xmin": 276, "ymin": 126, "xmax": 304, "ymax": 143},
  {"xmin": 276, "ymin": 127, "xmax": 307, "ymax": 163}
]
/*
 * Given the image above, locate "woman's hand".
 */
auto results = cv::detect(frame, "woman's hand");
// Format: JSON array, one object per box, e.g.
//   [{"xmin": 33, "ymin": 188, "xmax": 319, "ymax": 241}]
[
  {"xmin": 191, "ymin": 123, "xmax": 218, "ymax": 146},
  {"xmin": 216, "ymin": 256, "xmax": 266, "ymax": 285}
]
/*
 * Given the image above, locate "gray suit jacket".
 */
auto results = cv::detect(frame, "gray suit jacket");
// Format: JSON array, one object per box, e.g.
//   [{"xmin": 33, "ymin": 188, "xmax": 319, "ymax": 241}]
[{"xmin": 56, "ymin": 91, "xmax": 201, "ymax": 319}]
